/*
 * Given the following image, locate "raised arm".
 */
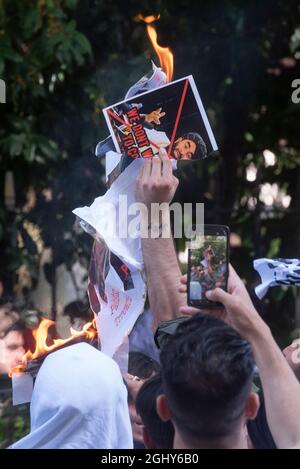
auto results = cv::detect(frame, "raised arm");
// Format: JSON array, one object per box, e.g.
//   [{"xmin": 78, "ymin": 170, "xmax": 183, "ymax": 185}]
[
  {"xmin": 205, "ymin": 267, "xmax": 300, "ymax": 449},
  {"xmin": 135, "ymin": 149, "xmax": 186, "ymax": 328}
]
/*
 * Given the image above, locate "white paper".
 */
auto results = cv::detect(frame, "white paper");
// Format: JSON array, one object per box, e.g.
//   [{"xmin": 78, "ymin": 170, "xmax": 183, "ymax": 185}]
[
  {"xmin": 73, "ymin": 158, "xmax": 144, "ymax": 270},
  {"xmin": 125, "ymin": 62, "xmax": 167, "ymax": 99},
  {"xmin": 12, "ymin": 372, "xmax": 33, "ymax": 405},
  {"xmin": 113, "ymin": 335, "xmax": 130, "ymax": 375},
  {"xmin": 96, "ymin": 265, "xmax": 146, "ymax": 356},
  {"xmin": 105, "ymin": 150, "xmax": 121, "ymax": 182}
]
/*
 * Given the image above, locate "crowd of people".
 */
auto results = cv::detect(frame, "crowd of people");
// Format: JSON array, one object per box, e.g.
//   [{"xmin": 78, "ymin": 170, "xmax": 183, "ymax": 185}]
[{"xmin": 3, "ymin": 149, "xmax": 300, "ymax": 449}]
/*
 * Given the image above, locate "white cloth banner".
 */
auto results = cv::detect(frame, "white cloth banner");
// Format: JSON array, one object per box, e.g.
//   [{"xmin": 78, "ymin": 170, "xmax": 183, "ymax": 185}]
[{"xmin": 254, "ymin": 258, "xmax": 300, "ymax": 299}]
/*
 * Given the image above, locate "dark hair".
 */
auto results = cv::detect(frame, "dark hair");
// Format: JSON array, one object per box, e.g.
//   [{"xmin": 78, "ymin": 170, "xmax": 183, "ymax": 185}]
[
  {"xmin": 3, "ymin": 319, "xmax": 35, "ymax": 353},
  {"xmin": 160, "ymin": 313, "xmax": 255, "ymax": 440},
  {"xmin": 3, "ymin": 319, "xmax": 27, "ymax": 337},
  {"xmin": 181, "ymin": 132, "xmax": 207, "ymax": 160},
  {"xmin": 136, "ymin": 373, "xmax": 174, "ymax": 449},
  {"xmin": 128, "ymin": 351, "xmax": 160, "ymax": 380}
]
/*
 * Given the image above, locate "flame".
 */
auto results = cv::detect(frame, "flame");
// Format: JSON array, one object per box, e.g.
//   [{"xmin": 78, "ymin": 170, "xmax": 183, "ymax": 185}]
[
  {"xmin": 138, "ymin": 14, "xmax": 174, "ymax": 82},
  {"xmin": 136, "ymin": 14, "xmax": 160, "ymax": 24},
  {"xmin": 10, "ymin": 317, "xmax": 97, "ymax": 375},
  {"xmin": 146, "ymin": 24, "xmax": 173, "ymax": 82}
]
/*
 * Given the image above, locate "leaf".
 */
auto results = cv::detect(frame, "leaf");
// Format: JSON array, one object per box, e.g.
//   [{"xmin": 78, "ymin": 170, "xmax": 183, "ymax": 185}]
[
  {"xmin": 24, "ymin": 143, "xmax": 37, "ymax": 162},
  {"xmin": 0, "ymin": 59, "xmax": 4, "ymax": 75},
  {"xmin": 37, "ymin": 138, "xmax": 58, "ymax": 160},
  {"xmin": 290, "ymin": 27, "xmax": 300, "ymax": 53},
  {"xmin": 267, "ymin": 238, "xmax": 281, "ymax": 258},
  {"xmin": 8, "ymin": 133, "xmax": 26, "ymax": 156},
  {"xmin": 65, "ymin": 0, "xmax": 78, "ymax": 10},
  {"xmin": 22, "ymin": 8, "xmax": 42, "ymax": 39},
  {"xmin": 74, "ymin": 31, "xmax": 92, "ymax": 56},
  {"xmin": 2, "ymin": 46, "xmax": 23, "ymax": 63}
]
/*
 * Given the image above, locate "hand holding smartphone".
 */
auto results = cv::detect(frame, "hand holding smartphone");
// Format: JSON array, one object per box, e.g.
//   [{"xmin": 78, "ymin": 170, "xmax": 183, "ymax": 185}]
[{"xmin": 187, "ymin": 225, "xmax": 229, "ymax": 309}]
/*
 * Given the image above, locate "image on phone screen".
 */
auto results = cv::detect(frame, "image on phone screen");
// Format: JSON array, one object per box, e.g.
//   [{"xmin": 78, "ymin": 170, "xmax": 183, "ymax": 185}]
[{"xmin": 188, "ymin": 226, "xmax": 229, "ymax": 307}]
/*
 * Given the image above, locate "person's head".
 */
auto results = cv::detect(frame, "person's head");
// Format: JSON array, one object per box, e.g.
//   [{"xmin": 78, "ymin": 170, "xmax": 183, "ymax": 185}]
[
  {"xmin": 127, "ymin": 351, "xmax": 160, "ymax": 446},
  {"xmin": 0, "ymin": 320, "xmax": 28, "ymax": 374},
  {"xmin": 0, "ymin": 303, "xmax": 19, "ymax": 336},
  {"xmin": 136, "ymin": 373, "xmax": 174, "ymax": 449},
  {"xmin": 173, "ymin": 133, "xmax": 207, "ymax": 160},
  {"xmin": 203, "ymin": 245, "xmax": 214, "ymax": 259},
  {"xmin": 283, "ymin": 337, "xmax": 300, "ymax": 380},
  {"xmin": 128, "ymin": 351, "xmax": 160, "ymax": 380},
  {"xmin": 157, "ymin": 313, "xmax": 259, "ymax": 449},
  {"xmin": 10, "ymin": 343, "xmax": 133, "ymax": 449}
]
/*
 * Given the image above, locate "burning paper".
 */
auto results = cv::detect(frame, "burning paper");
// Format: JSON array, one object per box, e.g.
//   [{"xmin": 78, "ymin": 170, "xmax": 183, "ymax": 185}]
[
  {"xmin": 75, "ymin": 27, "xmax": 217, "ymax": 358},
  {"xmin": 136, "ymin": 13, "xmax": 173, "ymax": 83},
  {"xmin": 125, "ymin": 62, "xmax": 167, "ymax": 99},
  {"xmin": 73, "ymin": 158, "xmax": 148, "ymax": 356},
  {"xmin": 88, "ymin": 239, "xmax": 146, "ymax": 357},
  {"xmin": 95, "ymin": 62, "xmax": 167, "ymax": 184},
  {"xmin": 254, "ymin": 258, "xmax": 300, "ymax": 299}
]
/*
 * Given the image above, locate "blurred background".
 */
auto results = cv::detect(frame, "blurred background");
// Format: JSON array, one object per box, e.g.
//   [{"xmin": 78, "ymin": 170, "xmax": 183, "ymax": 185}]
[{"xmin": 0, "ymin": 0, "xmax": 300, "ymax": 446}]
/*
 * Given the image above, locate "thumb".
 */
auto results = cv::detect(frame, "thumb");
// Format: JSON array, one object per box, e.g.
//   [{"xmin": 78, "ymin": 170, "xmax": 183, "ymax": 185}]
[{"xmin": 206, "ymin": 287, "xmax": 231, "ymax": 305}]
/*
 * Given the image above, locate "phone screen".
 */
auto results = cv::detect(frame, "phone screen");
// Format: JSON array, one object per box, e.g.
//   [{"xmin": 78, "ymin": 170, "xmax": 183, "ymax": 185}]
[{"xmin": 188, "ymin": 226, "xmax": 229, "ymax": 308}]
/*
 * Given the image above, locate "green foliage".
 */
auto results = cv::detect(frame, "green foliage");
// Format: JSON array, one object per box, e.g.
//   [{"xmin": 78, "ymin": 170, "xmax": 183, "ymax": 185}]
[
  {"xmin": 0, "ymin": 0, "xmax": 298, "ymax": 312},
  {"xmin": 0, "ymin": 2, "xmax": 300, "ymax": 446},
  {"xmin": 0, "ymin": 377, "xmax": 30, "ymax": 448}
]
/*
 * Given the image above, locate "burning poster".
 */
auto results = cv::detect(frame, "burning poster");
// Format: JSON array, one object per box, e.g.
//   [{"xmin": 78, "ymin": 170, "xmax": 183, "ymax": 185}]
[
  {"xmin": 103, "ymin": 75, "xmax": 218, "ymax": 161},
  {"xmin": 87, "ymin": 238, "xmax": 146, "ymax": 357},
  {"xmin": 74, "ymin": 159, "xmax": 147, "ymax": 357}
]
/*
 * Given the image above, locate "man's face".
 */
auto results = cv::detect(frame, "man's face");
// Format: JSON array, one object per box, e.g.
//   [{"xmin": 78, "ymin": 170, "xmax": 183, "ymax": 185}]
[
  {"xmin": 0, "ymin": 331, "xmax": 25, "ymax": 374},
  {"xmin": 283, "ymin": 338, "xmax": 300, "ymax": 380},
  {"xmin": 173, "ymin": 138, "xmax": 196, "ymax": 160}
]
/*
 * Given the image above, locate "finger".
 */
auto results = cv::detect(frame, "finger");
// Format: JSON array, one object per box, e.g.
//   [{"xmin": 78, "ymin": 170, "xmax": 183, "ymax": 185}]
[
  {"xmin": 198, "ymin": 308, "xmax": 224, "ymax": 316},
  {"xmin": 178, "ymin": 285, "xmax": 187, "ymax": 293},
  {"xmin": 227, "ymin": 264, "xmax": 248, "ymax": 296},
  {"xmin": 151, "ymin": 155, "xmax": 162, "ymax": 179},
  {"xmin": 136, "ymin": 160, "xmax": 145, "ymax": 183},
  {"xmin": 172, "ymin": 175, "xmax": 179, "ymax": 190},
  {"xmin": 206, "ymin": 287, "xmax": 231, "ymax": 305},
  {"xmin": 180, "ymin": 274, "xmax": 187, "ymax": 285},
  {"xmin": 159, "ymin": 147, "xmax": 172, "ymax": 178},
  {"xmin": 228, "ymin": 264, "xmax": 240, "ymax": 282},
  {"xmin": 141, "ymin": 158, "xmax": 152, "ymax": 180},
  {"xmin": 179, "ymin": 305, "xmax": 202, "ymax": 316}
]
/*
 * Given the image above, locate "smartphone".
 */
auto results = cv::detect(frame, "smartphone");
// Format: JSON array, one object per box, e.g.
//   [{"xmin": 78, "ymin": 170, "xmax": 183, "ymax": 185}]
[{"xmin": 187, "ymin": 225, "xmax": 229, "ymax": 308}]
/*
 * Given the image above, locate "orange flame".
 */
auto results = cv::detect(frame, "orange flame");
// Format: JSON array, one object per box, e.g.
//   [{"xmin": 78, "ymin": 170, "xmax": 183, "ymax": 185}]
[
  {"xmin": 135, "ymin": 13, "xmax": 161, "ymax": 24},
  {"xmin": 10, "ymin": 317, "xmax": 97, "ymax": 375},
  {"xmin": 138, "ymin": 14, "xmax": 174, "ymax": 82}
]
